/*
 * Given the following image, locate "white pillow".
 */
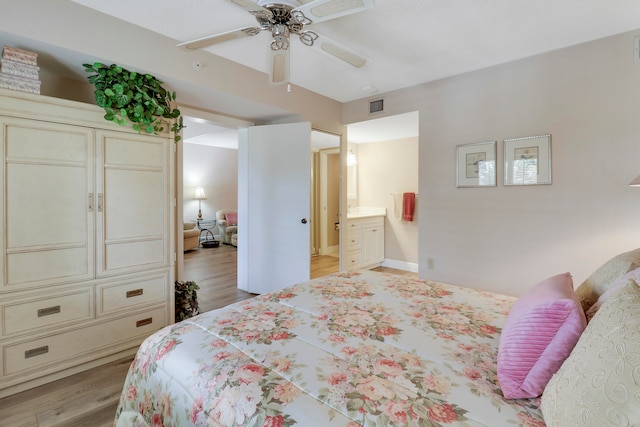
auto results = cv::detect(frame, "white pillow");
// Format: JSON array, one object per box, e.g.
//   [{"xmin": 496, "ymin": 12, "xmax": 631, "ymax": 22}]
[{"xmin": 541, "ymin": 279, "xmax": 640, "ymax": 426}]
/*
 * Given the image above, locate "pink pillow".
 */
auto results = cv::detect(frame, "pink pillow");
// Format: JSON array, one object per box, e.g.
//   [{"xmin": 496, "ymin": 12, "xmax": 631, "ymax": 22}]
[
  {"xmin": 225, "ymin": 212, "xmax": 237, "ymax": 225},
  {"xmin": 497, "ymin": 273, "xmax": 587, "ymax": 399}
]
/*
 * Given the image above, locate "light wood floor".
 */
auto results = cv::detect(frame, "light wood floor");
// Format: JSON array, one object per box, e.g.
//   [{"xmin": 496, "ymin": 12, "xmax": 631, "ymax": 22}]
[{"xmin": 0, "ymin": 245, "xmax": 415, "ymax": 426}]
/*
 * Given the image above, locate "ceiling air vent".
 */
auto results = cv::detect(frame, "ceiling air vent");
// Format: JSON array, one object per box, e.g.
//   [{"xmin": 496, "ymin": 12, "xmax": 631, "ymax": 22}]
[{"xmin": 369, "ymin": 98, "xmax": 384, "ymax": 114}]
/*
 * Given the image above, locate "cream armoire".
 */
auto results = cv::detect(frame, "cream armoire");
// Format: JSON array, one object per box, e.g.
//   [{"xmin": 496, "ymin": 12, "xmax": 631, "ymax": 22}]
[{"xmin": 0, "ymin": 89, "xmax": 175, "ymax": 397}]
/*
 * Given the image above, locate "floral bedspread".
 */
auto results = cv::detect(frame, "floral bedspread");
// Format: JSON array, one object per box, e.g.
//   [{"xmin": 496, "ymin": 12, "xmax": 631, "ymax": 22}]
[{"xmin": 115, "ymin": 271, "xmax": 545, "ymax": 426}]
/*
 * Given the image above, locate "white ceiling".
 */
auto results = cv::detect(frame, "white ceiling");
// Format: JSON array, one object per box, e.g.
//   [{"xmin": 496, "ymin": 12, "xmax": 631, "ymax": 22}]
[{"xmin": 70, "ymin": 0, "xmax": 640, "ymax": 104}]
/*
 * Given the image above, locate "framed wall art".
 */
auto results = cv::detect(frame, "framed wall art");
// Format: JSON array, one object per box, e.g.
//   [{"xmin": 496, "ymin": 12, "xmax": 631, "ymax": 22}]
[
  {"xmin": 456, "ymin": 141, "xmax": 497, "ymax": 188},
  {"xmin": 504, "ymin": 134, "xmax": 551, "ymax": 186}
]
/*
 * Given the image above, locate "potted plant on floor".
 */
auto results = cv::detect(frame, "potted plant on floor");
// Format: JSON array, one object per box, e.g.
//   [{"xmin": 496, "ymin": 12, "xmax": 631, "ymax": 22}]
[{"xmin": 175, "ymin": 280, "xmax": 200, "ymax": 322}]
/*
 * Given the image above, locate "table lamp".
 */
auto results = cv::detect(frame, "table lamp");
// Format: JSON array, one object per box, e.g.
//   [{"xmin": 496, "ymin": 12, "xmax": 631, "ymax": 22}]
[{"xmin": 194, "ymin": 186, "xmax": 207, "ymax": 220}]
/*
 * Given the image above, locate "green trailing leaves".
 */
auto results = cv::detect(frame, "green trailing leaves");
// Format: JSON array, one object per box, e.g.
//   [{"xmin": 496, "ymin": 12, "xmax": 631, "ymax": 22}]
[
  {"xmin": 83, "ymin": 62, "xmax": 184, "ymax": 142},
  {"xmin": 175, "ymin": 280, "xmax": 200, "ymax": 322}
]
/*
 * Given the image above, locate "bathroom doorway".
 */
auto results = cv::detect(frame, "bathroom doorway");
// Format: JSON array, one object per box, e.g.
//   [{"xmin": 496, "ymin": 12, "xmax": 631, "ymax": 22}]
[
  {"xmin": 310, "ymin": 130, "xmax": 341, "ymax": 277},
  {"xmin": 345, "ymin": 111, "xmax": 420, "ymax": 273}
]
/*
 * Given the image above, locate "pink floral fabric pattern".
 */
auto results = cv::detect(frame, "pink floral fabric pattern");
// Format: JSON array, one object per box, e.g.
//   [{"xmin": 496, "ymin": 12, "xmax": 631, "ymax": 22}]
[{"xmin": 115, "ymin": 271, "xmax": 546, "ymax": 426}]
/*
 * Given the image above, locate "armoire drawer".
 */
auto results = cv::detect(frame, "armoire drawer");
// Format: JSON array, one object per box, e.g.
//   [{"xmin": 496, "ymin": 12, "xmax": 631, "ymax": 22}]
[
  {"xmin": 1, "ymin": 289, "xmax": 92, "ymax": 337},
  {"xmin": 2, "ymin": 306, "xmax": 166, "ymax": 377},
  {"xmin": 97, "ymin": 274, "xmax": 167, "ymax": 316}
]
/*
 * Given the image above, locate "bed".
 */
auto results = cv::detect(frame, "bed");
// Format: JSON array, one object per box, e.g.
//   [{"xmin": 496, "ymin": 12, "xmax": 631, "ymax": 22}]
[{"xmin": 115, "ymin": 249, "xmax": 640, "ymax": 427}]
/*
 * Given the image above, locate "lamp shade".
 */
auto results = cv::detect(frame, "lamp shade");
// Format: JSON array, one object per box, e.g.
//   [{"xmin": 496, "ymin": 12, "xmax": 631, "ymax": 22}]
[
  {"xmin": 630, "ymin": 175, "xmax": 640, "ymax": 187},
  {"xmin": 194, "ymin": 186, "xmax": 207, "ymax": 200}
]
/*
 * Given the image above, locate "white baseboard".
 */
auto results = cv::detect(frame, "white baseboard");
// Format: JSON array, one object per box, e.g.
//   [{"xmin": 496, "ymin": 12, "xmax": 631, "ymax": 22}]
[{"xmin": 381, "ymin": 259, "xmax": 419, "ymax": 273}]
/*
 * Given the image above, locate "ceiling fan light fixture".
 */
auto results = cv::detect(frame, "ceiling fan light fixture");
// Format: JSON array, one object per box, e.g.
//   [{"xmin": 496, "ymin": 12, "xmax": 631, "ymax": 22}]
[
  {"xmin": 299, "ymin": 30, "xmax": 318, "ymax": 46},
  {"xmin": 290, "ymin": 10, "xmax": 312, "ymax": 25},
  {"xmin": 180, "ymin": 0, "xmax": 373, "ymax": 87},
  {"xmin": 270, "ymin": 49, "xmax": 289, "ymax": 85}
]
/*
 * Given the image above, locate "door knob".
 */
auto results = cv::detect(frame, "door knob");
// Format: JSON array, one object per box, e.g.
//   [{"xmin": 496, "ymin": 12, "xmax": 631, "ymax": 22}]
[{"xmin": 301, "ymin": 218, "xmax": 308, "ymax": 224}]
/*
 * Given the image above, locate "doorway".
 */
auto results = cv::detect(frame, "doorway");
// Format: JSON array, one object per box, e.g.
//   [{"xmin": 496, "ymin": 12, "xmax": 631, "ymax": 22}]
[
  {"xmin": 178, "ymin": 117, "xmax": 341, "ymax": 283},
  {"xmin": 310, "ymin": 130, "xmax": 341, "ymax": 278},
  {"xmin": 345, "ymin": 111, "xmax": 420, "ymax": 273}
]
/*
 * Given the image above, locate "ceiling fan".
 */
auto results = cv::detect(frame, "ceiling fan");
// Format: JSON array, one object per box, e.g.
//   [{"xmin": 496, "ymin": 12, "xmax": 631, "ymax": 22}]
[{"xmin": 178, "ymin": 0, "xmax": 373, "ymax": 86}]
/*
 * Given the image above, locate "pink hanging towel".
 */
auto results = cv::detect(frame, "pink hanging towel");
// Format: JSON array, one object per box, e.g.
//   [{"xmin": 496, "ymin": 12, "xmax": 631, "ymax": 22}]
[{"xmin": 403, "ymin": 192, "xmax": 415, "ymax": 221}]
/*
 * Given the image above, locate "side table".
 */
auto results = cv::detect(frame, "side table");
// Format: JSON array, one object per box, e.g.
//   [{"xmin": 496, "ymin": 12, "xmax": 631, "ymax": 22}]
[{"xmin": 194, "ymin": 219, "xmax": 219, "ymax": 247}]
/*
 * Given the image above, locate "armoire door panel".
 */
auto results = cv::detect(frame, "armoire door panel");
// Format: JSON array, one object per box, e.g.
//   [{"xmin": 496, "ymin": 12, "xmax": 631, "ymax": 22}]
[
  {"xmin": 95, "ymin": 131, "xmax": 169, "ymax": 275},
  {"xmin": 2, "ymin": 118, "xmax": 95, "ymax": 288},
  {"xmin": 6, "ymin": 247, "xmax": 90, "ymax": 287},
  {"xmin": 7, "ymin": 163, "xmax": 88, "ymax": 247},
  {"xmin": 103, "ymin": 169, "xmax": 165, "ymax": 239},
  {"xmin": 103, "ymin": 239, "xmax": 165, "ymax": 272},
  {"xmin": 103, "ymin": 133, "xmax": 166, "ymax": 168},
  {"xmin": 5, "ymin": 122, "xmax": 89, "ymax": 163}
]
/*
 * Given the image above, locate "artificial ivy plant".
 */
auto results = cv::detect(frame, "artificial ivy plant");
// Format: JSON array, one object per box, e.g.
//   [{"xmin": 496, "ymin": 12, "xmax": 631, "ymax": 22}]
[
  {"xmin": 83, "ymin": 62, "xmax": 184, "ymax": 142},
  {"xmin": 175, "ymin": 280, "xmax": 200, "ymax": 322}
]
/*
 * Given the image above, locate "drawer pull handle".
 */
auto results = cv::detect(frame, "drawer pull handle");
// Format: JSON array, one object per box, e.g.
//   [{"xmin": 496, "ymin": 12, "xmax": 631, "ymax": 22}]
[
  {"xmin": 136, "ymin": 318, "xmax": 153, "ymax": 327},
  {"xmin": 25, "ymin": 345, "xmax": 49, "ymax": 359},
  {"xmin": 126, "ymin": 289, "xmax": 144, "ymax": 298},
  {"xmin": 37, "ymin": 305, "xmax": 61, "ymax": 317}
]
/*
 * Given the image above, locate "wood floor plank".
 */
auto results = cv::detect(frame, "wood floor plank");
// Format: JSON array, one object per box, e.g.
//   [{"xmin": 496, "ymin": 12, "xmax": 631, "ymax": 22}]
[
  {"xmin": 35, "ymin": 377, "xmax": 123, "ymax": 426},
  {"xmin": 1, "ymin": 413, "xmax": 38, "ymax": 427}
]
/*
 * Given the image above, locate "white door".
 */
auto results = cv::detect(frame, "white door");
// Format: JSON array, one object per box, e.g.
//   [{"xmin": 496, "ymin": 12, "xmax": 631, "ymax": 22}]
[{"xmin": 237, "ymin": 122, "xmax": 311, "ymax": 294}]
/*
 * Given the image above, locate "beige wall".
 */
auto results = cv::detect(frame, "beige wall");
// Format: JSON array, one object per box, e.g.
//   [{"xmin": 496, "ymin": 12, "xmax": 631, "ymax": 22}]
[
  {"xmin": 344, "ymin": 29, "xmax": 640, "ymax": 296},
  {"xmin": 183, "ymin": 144, "xmax": 238, "ymax": 227},
  {"xmin": 356, "ymin": 138, "xmax": 419, "ymax": 267}
]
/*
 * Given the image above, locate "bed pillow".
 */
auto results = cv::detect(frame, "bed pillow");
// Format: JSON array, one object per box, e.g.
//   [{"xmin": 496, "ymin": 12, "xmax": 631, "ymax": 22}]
[
  {"xmin": 497, "ymin": 273, "xmax": 587, "ymax": 399},
  {"xmin": 575, "ymin": 248, "xmax": 640, "ymax": 313},
  {"xmin": 585, "ymin": 267, "xmax": 640, "ymax": 321},
  {"xmin": 541, "ymin": 279, "xmax": 640, "ymax": 426}
]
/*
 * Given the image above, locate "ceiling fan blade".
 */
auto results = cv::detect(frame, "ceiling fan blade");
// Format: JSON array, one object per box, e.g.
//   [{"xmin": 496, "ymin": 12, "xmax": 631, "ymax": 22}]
[
  {"xmin": 178, "ymin": 27, "xmax": 262, "ymax": 51},
  {"xmin": 292, "ymin": 0, "xmax": 373, "ymax": 24},
  {"xmin": 308, "ymin": 32, "xmax": 367, "ymax": 68},
  {"xmin": 229, "ymin": 0, "xmax": 273, "ymax": 19},
  {"xmin": 269, "ymin": 48, "xmax": 290, "ymax": 85}
]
